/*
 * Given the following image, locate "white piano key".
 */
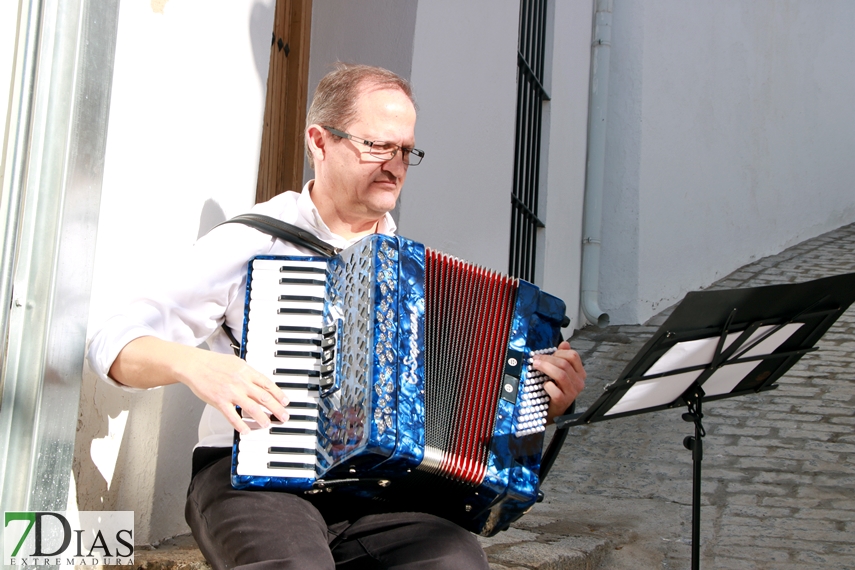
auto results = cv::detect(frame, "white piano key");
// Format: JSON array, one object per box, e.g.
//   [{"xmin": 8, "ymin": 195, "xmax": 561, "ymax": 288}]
[
  {"xmin": 238, "ymin": 440, "xmax": 317, "ymax": 461},
  {"xmin": 274, "ymin": 300, "xmax": 324, "ymax": 310},
  {"xmin": 246, "ymin": 353, "xmax": 324, "ymax": 372},
  {"xmin": 239, "ymin": 400, "xmax": 321, "ymax": 417},
  {"xmin": 251, "ymin": 259, "xmax": 327, "ymax": 272},
  {"xmin": 247, "ymin": 333, "xmax": 323, "ymax": 349},
  {"xmin": 239, "ymin": 418, "xmax": 317, "ymax": 442},
  {"xmin": 235, "ymin": 455, "xmax": 317, "ymax": 478},
  {"xmin": 246, "ymin": 311, "xmax": 323, "ymax": 331},
  {"xmin": 272, "ymin": 339, "xmax": 324, "ymax": 350},
  {"xmin": 245, "ymin": 300, "xmax": 325, "ymax": 315},
  {"xmin": 249, "ymin": 284, "xmax": 325, "ymax": 297}
]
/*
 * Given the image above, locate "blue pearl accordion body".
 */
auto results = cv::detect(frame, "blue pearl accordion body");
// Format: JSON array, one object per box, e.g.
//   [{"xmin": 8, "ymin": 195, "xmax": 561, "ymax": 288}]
[{"xmin": 232, "ymin": 235, "xmax": 566, "ymax": 536}]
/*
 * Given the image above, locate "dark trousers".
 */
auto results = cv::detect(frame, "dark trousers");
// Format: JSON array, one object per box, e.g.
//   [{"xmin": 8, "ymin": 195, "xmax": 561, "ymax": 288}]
[{"xmin": 185, "ymin": 457, "xmax": 490, "ymax": 570}]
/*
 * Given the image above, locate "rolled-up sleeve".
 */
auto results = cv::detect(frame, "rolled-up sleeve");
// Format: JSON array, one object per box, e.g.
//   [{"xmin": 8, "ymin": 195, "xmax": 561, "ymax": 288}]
[{"xmin": 85, "ymin": 221, "xmax": 276, "ymax": 388}]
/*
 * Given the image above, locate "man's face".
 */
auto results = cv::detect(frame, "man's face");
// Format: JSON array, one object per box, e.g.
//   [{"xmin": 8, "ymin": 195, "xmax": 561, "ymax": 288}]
[{"xmin": 321, "ymin": 86, "xmax": 417, "ymax": 222}]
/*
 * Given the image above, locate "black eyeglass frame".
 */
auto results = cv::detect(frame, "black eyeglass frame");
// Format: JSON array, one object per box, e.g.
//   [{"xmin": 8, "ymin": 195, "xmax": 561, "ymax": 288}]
[{"xmin": 323, "ymin": 126, "xmax": 425, "ymax": 166}]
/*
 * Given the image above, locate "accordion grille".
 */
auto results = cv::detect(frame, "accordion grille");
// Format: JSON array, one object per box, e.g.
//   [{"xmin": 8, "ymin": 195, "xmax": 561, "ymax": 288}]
[{"xmin": 423, "ymin": 248, "xmax": 518, "ymax": 485}]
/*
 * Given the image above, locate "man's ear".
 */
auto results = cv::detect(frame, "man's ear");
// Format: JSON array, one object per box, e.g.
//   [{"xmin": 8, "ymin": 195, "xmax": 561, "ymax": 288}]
[{"xmin": 306, "ymin": 124, "xmax": 326, "ymax": 164}]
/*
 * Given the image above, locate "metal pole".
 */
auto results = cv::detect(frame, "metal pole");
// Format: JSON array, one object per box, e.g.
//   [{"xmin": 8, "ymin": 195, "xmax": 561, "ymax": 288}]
[
  {"xmin": 0, "ymin": 0, "xmax": 119, "ymax": 521},
  {"xmin": 580, "ymin": 0, "xmax": 612, "ymax": 327},
  {"xmin": 682, "ymin": 388, "xmax": 706, "ymax": 570}
]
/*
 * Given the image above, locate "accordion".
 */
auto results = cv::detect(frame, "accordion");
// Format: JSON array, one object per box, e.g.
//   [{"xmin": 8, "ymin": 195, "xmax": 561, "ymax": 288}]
[{"xmin": 232, "ymin": 235, "xmax": 567, "ymax": 535}]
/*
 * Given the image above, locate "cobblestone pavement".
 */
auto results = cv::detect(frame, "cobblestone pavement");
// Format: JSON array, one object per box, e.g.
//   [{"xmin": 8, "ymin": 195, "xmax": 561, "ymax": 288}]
[{"xmin": 480, "ymin": 222, "xmax": 855, "ymax": 570}]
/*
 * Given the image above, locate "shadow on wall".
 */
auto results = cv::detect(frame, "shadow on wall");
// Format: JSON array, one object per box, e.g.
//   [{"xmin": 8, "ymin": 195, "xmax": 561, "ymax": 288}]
[
  {"xmin": 73, "ymin": 201, "xmax": 228, "ymax": 544},
  {"xmin": 198, "ymin": 198, "xmax": 227, "ymax": 238}
]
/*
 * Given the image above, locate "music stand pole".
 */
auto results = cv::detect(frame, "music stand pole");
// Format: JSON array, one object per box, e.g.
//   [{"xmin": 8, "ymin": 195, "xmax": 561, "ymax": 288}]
[{"xmin": 682, "ymin": 386, "xmax": 706, "ymax": 570}]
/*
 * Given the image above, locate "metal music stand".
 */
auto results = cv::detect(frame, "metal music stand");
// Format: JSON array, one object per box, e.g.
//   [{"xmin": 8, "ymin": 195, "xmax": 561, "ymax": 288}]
[{"xmin": 553, "ymin": 272, "xmax": 855, "ymax": 570}]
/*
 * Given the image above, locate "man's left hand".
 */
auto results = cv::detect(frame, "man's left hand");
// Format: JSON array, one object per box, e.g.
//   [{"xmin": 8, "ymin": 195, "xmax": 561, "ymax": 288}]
[{"xmin": 530, "ymin": 340, "xmax": 587, "ymax": 424}]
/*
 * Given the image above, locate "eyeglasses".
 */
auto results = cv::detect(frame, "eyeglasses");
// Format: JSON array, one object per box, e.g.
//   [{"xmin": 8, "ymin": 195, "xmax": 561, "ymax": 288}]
[{"xmin": 323, "ymin": 126, "xmax": 425, "ymax": 166}]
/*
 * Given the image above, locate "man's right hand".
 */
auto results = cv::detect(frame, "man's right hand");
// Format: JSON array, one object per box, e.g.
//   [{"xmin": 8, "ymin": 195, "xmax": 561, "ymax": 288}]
[{"xmin": 109, "ymin": 336, "xmax": 289, "ymax": 434}]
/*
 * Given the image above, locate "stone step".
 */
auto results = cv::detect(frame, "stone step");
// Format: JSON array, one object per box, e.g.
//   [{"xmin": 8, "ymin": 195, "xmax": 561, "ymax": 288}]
[{"xmin": 133, "ymin": 529, "xmax": 612, "ymax": 570}]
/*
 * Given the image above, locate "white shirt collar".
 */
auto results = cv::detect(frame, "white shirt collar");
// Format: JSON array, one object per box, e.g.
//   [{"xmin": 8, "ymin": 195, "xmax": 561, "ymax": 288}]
[{"xmin": 296, "ymin": 180, "xmax": 398, "ymax": 247}]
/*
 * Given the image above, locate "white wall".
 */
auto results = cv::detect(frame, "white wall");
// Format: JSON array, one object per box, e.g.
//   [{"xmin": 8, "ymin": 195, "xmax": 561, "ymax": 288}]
[
  {"xmin": 600, "ymin": 0, "xmax": 855, "ymax": 324},
  {"xmin": 75, "ymin": 0, "xmax": 275, "ymax": 544},
  {"xmin": 401, "ymin": 0, "xmax": 520, "ymax": 273},
  {"xmin": 540, "ymin": 0, "xmax": 593, "ymax": 330},
  {"xmin": 306, "ymin": 0, "xmax": 418, "ymax": 97}
]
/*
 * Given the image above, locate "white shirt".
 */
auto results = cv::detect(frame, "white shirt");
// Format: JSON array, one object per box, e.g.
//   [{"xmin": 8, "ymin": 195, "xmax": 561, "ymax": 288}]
[{"xmin": 86, "ymin": 181, "xmax": 397, "ymax": 447}]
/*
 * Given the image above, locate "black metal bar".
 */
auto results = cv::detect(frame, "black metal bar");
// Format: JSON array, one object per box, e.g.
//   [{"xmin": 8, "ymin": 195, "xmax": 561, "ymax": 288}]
[
  {"xmin": 517, "ymin": 52, "xmax": 551, "ymax": 100},
  {"xmin": 539, "ymin": 0, "xmax": 549, "ymax": 78},
  {"xmin": 682, "ymin": 386, "xmax": 706, "ymax": 570},
  {"xmin": 511, "ymin": 191, "xmax": 545, "ymax": 228},
  {"xmin": 509, "ymin": 0, "xmax": 548, "ymax": 282},
  {"xmin": 532, "ymin": 81, "xmax": 544, "ymax": 216},
  {"xmin": 534, "ymin": 0, "xmax": 545, "ymax": 79},
  {"xmin": 522, "ymin": 0, "xmax": 532, "ymax": 63}
]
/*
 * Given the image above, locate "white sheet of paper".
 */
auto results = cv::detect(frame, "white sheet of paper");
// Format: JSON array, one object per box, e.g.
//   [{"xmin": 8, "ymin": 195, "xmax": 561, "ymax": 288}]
[
  {"xmin": 703, "ymin": 322, "xmax": 803, "ymax": 396},
  {"xmin": 604, "ymin": 372, "xmax": 700, "ymax": 416},
  {"xmin": 604, "ymin": 323, "xmax": 804, "ymax": 415}
]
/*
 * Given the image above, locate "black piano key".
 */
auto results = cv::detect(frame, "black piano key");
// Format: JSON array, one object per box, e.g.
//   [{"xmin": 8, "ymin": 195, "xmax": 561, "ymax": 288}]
[
  {"xmin": 279, "ymin": 277, "xmax": 325, "ymax": 286},
  {"xmin": 270, "ymin": 427, "xmax": 316, "ymax": 435},
  {"xmin": 267, "ymin": 461, "xmax": 316, "ymax": 470},
  {"xmin": 281, "ymin": 414, "xmax": 315, "ymax": 422},
  {"xmin": 278, "ymin": 307, "xmax": 323, "ymax": 315},
  {"xmin": 274, "ymin": 369, "xmax": 320, "ymax": 377},
  {"xmin": 279, "ymin": 265, "xmax": 326, "ymax": 274},
  {"xmin": 275, "ymin": 337, "xmax": 322, "ymax": 346},
  {"xmin": 275, "ymin": 350, "xmax": 322, "ymax": 358},
  {"xmin": 277, "ymin": 325, "xmax": 323, "ymax": 334},
  {"xmin": 286, "ymin": 401, "xmax": 319, "ymax": 409},
  {"xmin": 275, "ymin": 382, "xmax": 320, "ymax": 391},
  {"xmin": 268, "ymin": 447, "xmax": 315, "ymax": 455},
  {"xmin": 278, "ymin": 295, "xmax": 324, "ymax": 303}
]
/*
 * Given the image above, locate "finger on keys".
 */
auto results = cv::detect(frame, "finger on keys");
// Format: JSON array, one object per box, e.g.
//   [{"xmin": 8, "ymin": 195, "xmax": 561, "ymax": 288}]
[
  {"xmin": 530, "ymin": 341, "xmax": 586, "ymax": 401},
  {"xmin": 246, "ymin": 384, "xmax": 291, "ymax": 426},
  {"xmin": 530, "ymin": 342, "xmax": 569, "ymax": 378},
  {"xmin": 253, "ymin": 381, "xmax": 290, "ymax": 423},
  {"xmin": 223, "ymin": 405, "xmax": 252, "ymax": 435}
]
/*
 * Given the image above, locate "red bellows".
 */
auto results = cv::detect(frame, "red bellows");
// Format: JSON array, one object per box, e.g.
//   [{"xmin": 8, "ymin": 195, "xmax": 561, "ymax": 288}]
[{"xmin": 423, "ymin": 248, "xmax": 517, "ymax": 486}]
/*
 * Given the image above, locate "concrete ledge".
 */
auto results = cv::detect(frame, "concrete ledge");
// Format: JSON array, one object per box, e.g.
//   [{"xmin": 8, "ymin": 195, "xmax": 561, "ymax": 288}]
[
  {"xmin": 478, "ymin": 513, "xmax": 613, "ymax": 570},
  {"xmin": 134, "ymin": 535, "xmax": 210, "ymax": 570},
  {"xmin": 132, "ymin": 528, "xmax": 611, "ymax": 570}
]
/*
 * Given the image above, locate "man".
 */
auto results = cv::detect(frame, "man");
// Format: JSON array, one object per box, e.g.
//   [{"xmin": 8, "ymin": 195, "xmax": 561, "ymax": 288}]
[{"xmin": 87, "ymin": 64, "xmax": 586, "ymax": 569}]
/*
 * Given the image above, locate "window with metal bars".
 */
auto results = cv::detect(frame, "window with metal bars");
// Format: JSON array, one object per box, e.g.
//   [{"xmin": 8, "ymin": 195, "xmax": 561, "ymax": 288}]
[{"xmin": 509, "ymin": 0, "xmax": 550, "ymax": 283}]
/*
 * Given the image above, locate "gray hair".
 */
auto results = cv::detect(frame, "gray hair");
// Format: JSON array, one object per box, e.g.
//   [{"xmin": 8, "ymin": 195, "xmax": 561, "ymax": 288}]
[{"xmin": 305, "ymin": 63, "xmax": 416, "ymax": 168}]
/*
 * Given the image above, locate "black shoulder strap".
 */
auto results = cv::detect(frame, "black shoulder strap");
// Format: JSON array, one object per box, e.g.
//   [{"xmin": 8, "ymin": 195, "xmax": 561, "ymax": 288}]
[
  {"xmin": 217, "ymin": 213, "xmax": 339, "ymax": 258},
  {"xmin": 217, "ymin": 213, "xmax": 338, "ymax": 355}
]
